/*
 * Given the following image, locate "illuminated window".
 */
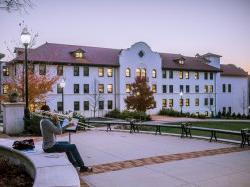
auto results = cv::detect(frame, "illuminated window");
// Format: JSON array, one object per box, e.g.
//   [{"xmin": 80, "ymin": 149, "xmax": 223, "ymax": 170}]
[
  {"xmin": 136, "ymin": 68, "xmax": 141, "ymax": 77},
  {"xmin": 125, "ymin": 68, "xmax": 131, "ymax": 77},
  {"xmin": 194, "ymin": 72, "xmax": 199, "ymax": 80},
  {"xmin": 152, "ymin": 84, "xmax": 157, "ymax": 93},
  {"xmin": 162, "ymin": 99, "xmax": 167, "ymax": 108},
  {"xmin": 75, "ymin": 52, "xmax": 83, "ymax": 58},
  {"xmin": 179, "ymin": 71, "xmax": 183, "ymax": 79},
  {"xmin": 186, "ymin": 99, "xmax": 190, "ymax": 106},
  {"xmin": 179, "ymin": 99, "xmax": 183, "ymax": 106},
  {"xmin": 57, "ymin": 65, "xmax": 63, "ymax": 76},
  {"xmin": 107, "ymin": 68, "xmax": 113, "ymax": 77},
  {"xmin": 98, "ymin": 84, "xmax": 104, "ymax": 93},
  {"xmin": 39, "ymin": 64, "xmax": 46, "ymax": 75},
  {"xmin": 209, "ymin": 85, "xmax": 213, "ymax": 93},
  {"xmin": 136, "ymin": 68, "xmax": 146, "ymax": 78},
  {"xmin": 152, "ymin": 69, "xmax": 157, "ymax": 78},
  {"xmin": 73, "ymin": 66, "xmax": 79, "ymax": 76},
  {"xmin": 98, "ymin": 68, "xmax": 104, "ymax": 77},
  {"xmin": 3, "ymin": 66, "xmax": 9, "ymax": 76},
  {"xmin": 107, "ymin": 84, "xmax": 113, "ymax": 93},
  {"xmin": 195, "ymin": 98, "xmax": 199, "ymax": 106},
  {"xmin": 185, "ymin": 72, "xmax": 189, "ymax": 79},
  {"xmin": 169, "ymin": 99, "xmax": 174, "ymax": 107},
  {"xmin": 126, "ymin": 84, "xmax": 131, "ymax": 93},
  {"xmin": 2, "ymin": 84, "xmax": 9, "ymax": 94},
  {"xmin": 204, "ymin": 85, "xmax": 209, "ymax": 93},
  {"xmin": 141, "ymin": 68, "xmax": 146, "ymax": 78},
  {"xmin": 179, "ymin": 59, "xmax": 184, "ymax": 64}
]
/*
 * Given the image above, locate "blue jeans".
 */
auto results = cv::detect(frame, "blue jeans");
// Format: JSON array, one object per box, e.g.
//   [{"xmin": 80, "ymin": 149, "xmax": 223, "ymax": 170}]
[{"xmin": 44, "ymin": 141, "xmax": 85, "ymax": 167}]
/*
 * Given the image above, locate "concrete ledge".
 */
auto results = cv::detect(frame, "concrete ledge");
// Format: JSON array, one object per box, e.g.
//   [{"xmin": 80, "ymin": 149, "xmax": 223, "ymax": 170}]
[{"xmin": 0, "ymin": 139, "xmax": 80, "ymax": 187}]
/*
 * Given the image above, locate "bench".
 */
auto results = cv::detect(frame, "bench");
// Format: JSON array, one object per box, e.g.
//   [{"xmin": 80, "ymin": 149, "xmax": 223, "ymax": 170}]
[{"xmin": 241, "ymin": 128, "xmax": 250, "ymax": 148}]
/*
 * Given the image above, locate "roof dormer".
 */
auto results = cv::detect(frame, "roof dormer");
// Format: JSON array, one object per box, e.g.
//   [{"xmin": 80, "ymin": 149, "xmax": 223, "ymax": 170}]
[
  {"xmin": 174, "ymin": 56, "xmax": 185, "ymax": 65},
  {"xmin": 71, "ymin": 48, "xmax": 85, "ymax": 59}
]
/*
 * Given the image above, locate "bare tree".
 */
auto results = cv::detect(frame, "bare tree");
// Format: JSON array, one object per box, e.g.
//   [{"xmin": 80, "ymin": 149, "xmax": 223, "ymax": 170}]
[
  {"xmin": 89, "ymin": 79, "xmax": 104, "ymax": 117},
  {"xmin": 0, "ymin": 0, "xmax": 33, "ymax": 12}
]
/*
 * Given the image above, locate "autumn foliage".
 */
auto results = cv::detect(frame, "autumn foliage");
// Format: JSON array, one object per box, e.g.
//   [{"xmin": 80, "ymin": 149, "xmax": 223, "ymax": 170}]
[
  {"xmin": 124, "ymin": 77, "xmax": 156, "ymax": 112},
  {"xmin": 1, "ymin": 69, "xmax": 59, "ymax": 111}
]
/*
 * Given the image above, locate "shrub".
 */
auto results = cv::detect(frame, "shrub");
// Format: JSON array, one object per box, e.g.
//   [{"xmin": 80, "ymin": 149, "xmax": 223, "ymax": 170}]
[
  {"xmin": 247, "ymin": 115, "xmax": 250, "ymax": 119},
  {"xmin": 105, "ymin": 109, "xmax": 121, "ymax": 118},
  {"xmin": 105, "ymin": 110, "xmax": 151, "ymax": 121},
  {"xmin": 236, "ymin": 113, "xmax": 242, "ymax": 119},
  {"xmin": 198, "ymin": 114, "xmax": 206, "ymax": 119},
  {"xmin": 242, "ymin": 114, "xmax": 247, "ymax": 119},
  {"xmin": 231, "ymin": 112, "xmax": 236, "ymax": 119},
  {"xmin": 25, "ymin": 114, "xmax": 43, "ymax": 135},
  {"xmin": 226, "ymin": 112, "xmax": 231, "ymax": 119},
  {"xmin": 217, "ymin": 111, "xmax": 222, "ymax": 118}
]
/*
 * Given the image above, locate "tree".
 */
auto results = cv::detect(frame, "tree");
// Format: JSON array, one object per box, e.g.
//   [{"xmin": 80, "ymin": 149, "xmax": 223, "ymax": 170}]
[
  {"xmin": 1, "ymin": 69, "xmax": 59, "ymax": 111},
  {"xmin": 124, "ymin": 77, "xmax": 155, "ymax": 113},
  {"xmin": 0, "ymin": 0, "xmax": 33, "ymax": 12},
  {"xmin": 89, "ymin": 79, "xmax": 104, "ymax": 117}
]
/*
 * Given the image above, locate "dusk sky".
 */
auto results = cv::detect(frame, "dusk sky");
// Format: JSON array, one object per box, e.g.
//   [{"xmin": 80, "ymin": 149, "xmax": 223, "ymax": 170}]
[{"xmin": 0, "ymin": 0, "xmax": 249, "ymax": 72}]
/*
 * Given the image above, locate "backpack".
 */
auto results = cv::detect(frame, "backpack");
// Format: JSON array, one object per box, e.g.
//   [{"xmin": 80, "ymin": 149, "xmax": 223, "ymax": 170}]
[{"xmin": 12, "ymin": 139, "xmax": 35, "ymax": 150}]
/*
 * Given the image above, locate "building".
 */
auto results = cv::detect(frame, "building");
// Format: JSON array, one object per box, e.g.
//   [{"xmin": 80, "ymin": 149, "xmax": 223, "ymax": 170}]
[{"xmin": 2, "ymin": 42, "xmax": 249, "ymax": 117}]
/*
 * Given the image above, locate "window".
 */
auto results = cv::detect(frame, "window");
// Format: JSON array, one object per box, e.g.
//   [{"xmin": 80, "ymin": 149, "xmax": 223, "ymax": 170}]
[
  {"xmin": 2, "ymin": 84, "xmax": 9, "ymax": 94},
  {"xmin": 108, "ymin": 100, "xmax": 113, "ymax": 110},
  {"xmin": 152, "ymin": 69, "xmax": 157, "ymax": 78},
  {"xmin": 126, "ymin": 84, "xmax": 131, "ymax": 93},
  {"xmin": 98, "ymin": 84, "xmax": 104, "ymax": 93},
  {"xmin": 162, "ymin": 99, "xmax": 167, "ymax": 108},
  {"xmin": 74, "ymin": 84, "xmax": 79, "ymax": 93},
  {"xmin": 179, "ymin": 99, "xmax": 183, "ymax": 106},
  {"xmin": 30, "ymin": 64, "xmax": 35, "ymax": 74},
  {"xmin": 195, "ymin": 85, "xmax": 199, "ymax": 93},
  {"xmin": 209, "ymin": 85, "xmax": 213, "ymax": 93},
  {"xmin": 179, "ymin": 71, "xmax": 183, "ymax": 79},
  {"xmin": 75, "ymin": 52, "xmax": 83, "ymax": 58},
  {"xmin": 185, "ymin": 72, "xmax": 189, "ymax": 79},
  {"xmin": 84, "ymin": 84, "xmax": 89, "ymax": 93},
  {"xmin": 195, "ymin": 98, "xmax": 199, "ymax": 106},
  {"xmin": 169, "ymin": 99, "xmax": 174, "ymax": 107},
  {"xmin": 162, "ymin": 85, "xmax": 167, "ymax": 93},
  {"xmin": 222, "ymin": 84, "xmax": 226, "ymax": 92},
  {"xmin": 57, "ymin": 84, "xmax": 63, "ymax": 93},
  {"xmin": 141, "ymin": 69, "xmax": 146, "ymax": 78},
  {"xmin": 204, "ymin": 85, "xmax": 209, "ymax": 93},
  {"xmin": 107, "ymin": 84, "xmax": 113, "ymax": 93},
  {"xmin": 228, "ymin": 84, "xmax": 231, "ymax": 93},
  {"xmin": 74, "ymin": 101, "xmax": 80, "ymax": 111},
  {"xmin": 204, "ymin": 98, "xmax": 208, "ymax": 106},
  {"xmin": 186, "ymin": 85, "xmax": 190, "ymax": 93},
  {"xmin": 169, "ymin": 70, "xmax": 173, "ymax": 79},
  {"xmin": 169, "ymin": 85, "xmax": 174, "ymax": 93},
  {"xmin": 162, "ymin": 70, "xmax": 167, "ymax": 78},
  {"xmin": 180, "ymin": 85, "xmax": 184, "ymax": 92},
  {"xmin": 204, "ymin": 72, "xmax": 208, "ymax": 80},
  {"xmin": 136, "ymin": 68, "xmax": 146, "ymax": 78},
  {"xmin": 210, "ymin": 73, "xmax": 213, "ymax": 80},
  {"xmin": 223, "ymin": 107, "xmax": 226, "ymax": 114},
  {"xmin": 39, "ymin": 64, "xmax": 46, "ymax": 75},
  {"xmin": 57, "ymin": 102, "xmax": 63, "ymax": 112},
  {"xmin": 84, "ymin": 101, "xmax": 89, "ymax": 111},
  {"xmin": 125, "ymin": 68, "xmax": 131, "ymax": 77},
  {"xmin": 107, "ymin": 68, "xmax": 113, "ymax": 77},
  {"xmin": 99, "ymin": 101, "xmax": 104, "ymax": 110},
  {"xmin": 136, "ymin": 68, "xmax": 141, "ymax": 77},
  {"xmin": 3, "ymin": 66, "xmax": 9, "ymax": 76},
  {"xmin": 152, "ymin": 84, "xmax": 157, "ymax": 93},
  {"xmin": 152, "ymin": 101, "xmax": 157, "ymax": 108},
  {"xmin": 57, "ymin": 65, "xmax": 63, "ymax": 76},
  {"xmin": 228, "ymin": 107, "xmax": 232, "ymax": 114},
  {"xmin": 210, "ymin": 98, "xmax": 214, "ymax": 105},
  {"xmin": 186, "ymin": 99, "xmax": 190, "ymax": 106},
  {"xmin": 98, "ymin": 68, "xmax": 104, "ymax": 77},
  {"xmin": 194, "ymin": 72, "xmax": 199, "ymax": 80},
  {"xmin": 73, "ymin": 66, "xmax": 79, "ymax": 76},
  {"xmin": 83, "ymin": 67, "xmax": 89, "ymax": 76}
]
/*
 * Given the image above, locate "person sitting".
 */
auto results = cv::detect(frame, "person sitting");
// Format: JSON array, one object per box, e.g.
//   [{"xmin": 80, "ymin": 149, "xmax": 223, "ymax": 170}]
[{"xmin": 40, "ymin": 114, "xmax": 92, "ymax": 172}]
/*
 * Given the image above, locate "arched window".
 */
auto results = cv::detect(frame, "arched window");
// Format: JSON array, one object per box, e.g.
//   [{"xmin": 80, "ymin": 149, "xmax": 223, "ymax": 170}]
[
  {"xmin": 141, "ymin": 68, "xmax": 146, "ymax": 78},
  {"xmin": 152, "ymin": 69, "xmax": 157, "ymax": 78},
  {"xmin": 125, "ymin": 68, "xmax": 131, "ymax": 77},
  {"xmin": 136, "ymin": 68, "xmax": 141, "ymax": 77}
]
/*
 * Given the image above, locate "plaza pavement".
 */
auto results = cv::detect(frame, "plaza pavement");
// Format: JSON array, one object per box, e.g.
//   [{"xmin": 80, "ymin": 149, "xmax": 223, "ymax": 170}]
[{"xmin": 53, "ymin": 130, "xmax": 250, "ymax": 187}]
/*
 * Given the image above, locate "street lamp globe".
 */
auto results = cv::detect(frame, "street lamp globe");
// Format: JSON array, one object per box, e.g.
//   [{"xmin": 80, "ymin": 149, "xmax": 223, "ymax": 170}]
[
  {"xmin": 60, "ymin": 79, "xmax": 66, "ymax": 88},
  {"xmin": 21, "ymin": 27, "xmax": 31, "ymax": 45}
]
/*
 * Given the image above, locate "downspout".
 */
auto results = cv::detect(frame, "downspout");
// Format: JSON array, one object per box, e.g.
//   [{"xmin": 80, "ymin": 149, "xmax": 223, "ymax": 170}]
[
  {"xmin": 114, "ymin": 67, "xmax": 117, "ymax": 109},
  {"xmin": 214, "ymin": 72, "xmax": 217, "ymax": 116}
]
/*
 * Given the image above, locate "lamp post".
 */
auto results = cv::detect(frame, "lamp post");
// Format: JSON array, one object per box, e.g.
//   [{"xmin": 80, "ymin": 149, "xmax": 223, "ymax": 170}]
[
  {"xmin": 59, "ymin": 78, "xmax": 66, "ymax": 113},
  {"xmin": 21, "ymin": 27, "xmax": 31, "ymax": 119},
  {"xmin": 180, "ymin": 91, "xmax": 183, "ymax": 114}
]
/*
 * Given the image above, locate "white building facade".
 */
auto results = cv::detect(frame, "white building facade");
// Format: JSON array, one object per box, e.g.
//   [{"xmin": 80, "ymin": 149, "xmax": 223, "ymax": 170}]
[{"xmin": 2, "ymin": 42, "xmax": 249, "ymax": 117}]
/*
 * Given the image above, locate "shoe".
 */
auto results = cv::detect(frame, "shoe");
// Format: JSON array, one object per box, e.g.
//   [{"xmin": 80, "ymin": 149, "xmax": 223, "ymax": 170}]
[{"xmin": 80, "ymin": 166, "xmax": 93, "ymax": 173}]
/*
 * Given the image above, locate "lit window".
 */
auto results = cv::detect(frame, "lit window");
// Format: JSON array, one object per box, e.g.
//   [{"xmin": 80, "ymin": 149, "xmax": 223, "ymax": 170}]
[
  {"xmin": 3, "ymin": 66, "xmax": 9, "ymax": 76},
  {"xmin": 98, "ymin": 68, "xmax": 104, "ymax": 77},
  {"xmin": 186, "ymin": 99, "xmax": 190, "ymax": 106},
  {"xmin": 107, "ymin": 68, "xmax": 113, "ymax": 77},
  {"xmin": 2, "ymin": 84, "xmax": 9, "ymax": 94},
  {"xmin": 57, "ymin": 65, "xmax": 63, "ymax": 76},
  {"xmin": 98, "ymin": 84, "xmax": 104, "ymax": 93},
  {"xmin": 75, "ymin": 52, "xmax": 83, "ymax": 58},
  {"xmin": 152, "ymin": 69, "xmax": 157, "ymax": 78},
  {"xmin": 179, "ymin": 59, "xmax": 184, "ymax": 64},
  {"xmin": 141, "ymin": 69, "xmax": 146, "ymax": 78},
  {"xmin": 209, "ymin": 85, "xmax": 213, "ymax": 93},
  {"xmin": 162, "ymin": 99, "xmax": 167, "ymax": 108},
  {"xmin": 107, "ymin": 84, "xmax": 113, "ymax": 93},
  {"xmin": 169, "ymin": 99, "xmax": 174, "ymax": 107},
  {"xmin": 195, "ymin": 98, "xmax": 199, "ymax": 106},
  {"xmin": 194, "ymin": 72, "xmax": 199, "ymax": 80},
  {"xmin": 39, "ymin": 64, "xmax": 46, "ymax": 75},
  {"xmin": 179, "ymin": 99, "xmax": 183, "ymax": 106},
  {"xmin": 179, "ymin": 71, "xmax": 183, "ymax": 79},
  {"xmin": 126, "ymin": 84, "xmax": 131, "ymax": 93},
  {"xmin": 152, "ymin": 84, "xmax": 157, "ymax": 93},
  {"xmin": 136, "ymin": 68, "xmax": 141, "ymax": 77},
  {"xmin": 185, "ymin": 72, "xmax": 189, "ymax": 79},
  {"xmin": 125, "ymin": 68, "xmax": 131, "ymax": 77},
  {"xmin": 204, "ymin": 85, "xmax": 209, "ymax": 93}
]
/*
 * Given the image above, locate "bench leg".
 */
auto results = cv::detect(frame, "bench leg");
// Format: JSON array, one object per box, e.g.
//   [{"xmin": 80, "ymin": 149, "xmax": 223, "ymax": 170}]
[
  {"xmin": 130, "ymin": 124, "xmax": 134, "ymax": 133},
  {"xmin": 106, "ymin": 124, "xmax": 111, "ymax": 132},
  {"xmin": 210, "ymin": 131, "xmax": 214, "ymax": 142},
  {"xmin": 214, "ymin": 131, "xmax": 217, "ymax": 141},
  {"xmin": 69, "ymin": 132, "xmax": 71, "ymax": 143},
  {"xmin": 181, "ymin": 127, "xmax": 184, "ymax": 138}
]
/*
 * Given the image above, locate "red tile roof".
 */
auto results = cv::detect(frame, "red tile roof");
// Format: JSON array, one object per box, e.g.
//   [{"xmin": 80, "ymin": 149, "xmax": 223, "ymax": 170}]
[{"xmin": 221, "ymin": 64, "xmax": 248, "ymax": 77}]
